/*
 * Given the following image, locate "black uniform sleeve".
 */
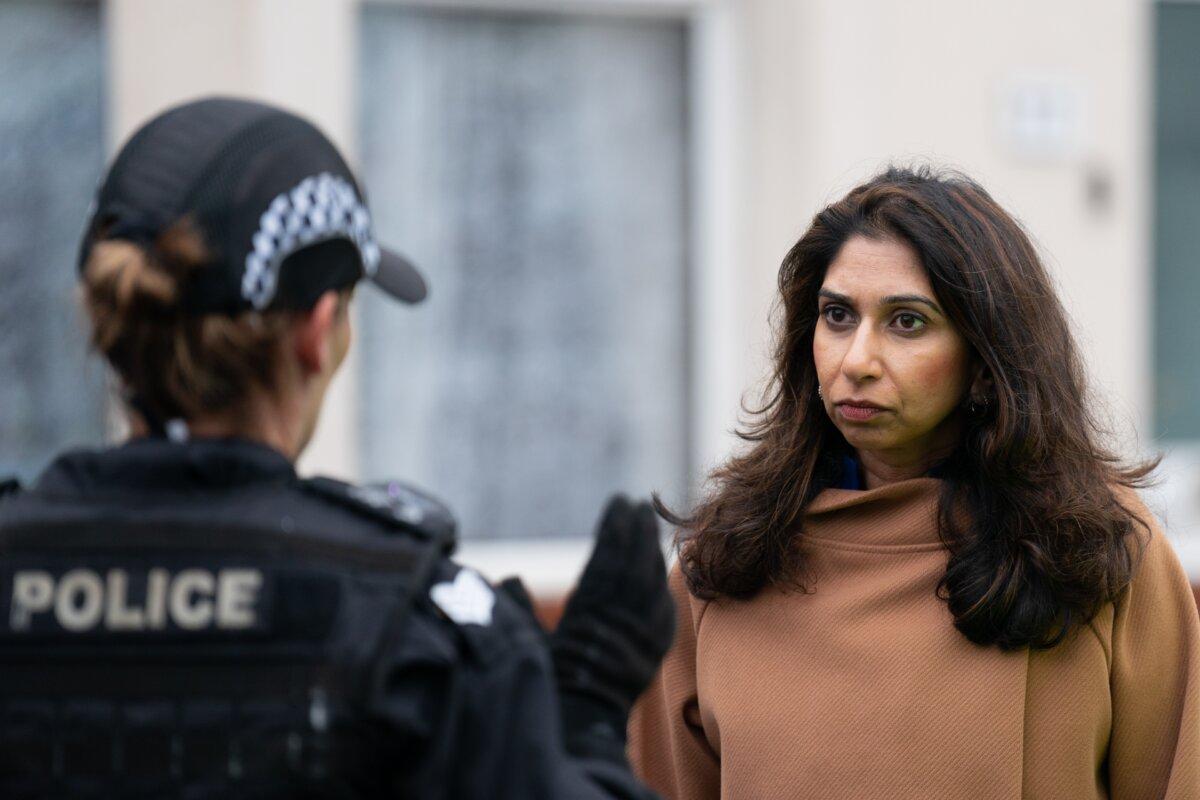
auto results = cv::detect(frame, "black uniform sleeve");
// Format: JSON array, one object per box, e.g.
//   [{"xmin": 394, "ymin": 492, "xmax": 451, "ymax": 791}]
[{"xmin": 368, "ymin": 563, "xmax": 660, "ymax": 800}]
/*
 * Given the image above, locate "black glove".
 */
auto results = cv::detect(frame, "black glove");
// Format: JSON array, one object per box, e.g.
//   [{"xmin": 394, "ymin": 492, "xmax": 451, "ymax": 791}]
[
  {"xmin": 550, "ymin": 495, "xmax": 675, "ymax": 759},
  {"xmin": 496, "ymin": 575, "xmax": 538, "ymax": 617}
]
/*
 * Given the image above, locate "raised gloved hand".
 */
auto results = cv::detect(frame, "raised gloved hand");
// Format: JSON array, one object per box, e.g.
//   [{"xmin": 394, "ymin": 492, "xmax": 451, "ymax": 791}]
[{"xmin": 550, "ymin": 495, "xmax": 675, "ymax": 758}]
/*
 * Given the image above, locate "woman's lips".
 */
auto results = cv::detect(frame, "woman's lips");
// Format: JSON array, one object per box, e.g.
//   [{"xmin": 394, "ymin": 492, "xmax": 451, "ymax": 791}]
[{"xmin": 836, "ymin": 403, "xmax": 886, "ymax": 422}]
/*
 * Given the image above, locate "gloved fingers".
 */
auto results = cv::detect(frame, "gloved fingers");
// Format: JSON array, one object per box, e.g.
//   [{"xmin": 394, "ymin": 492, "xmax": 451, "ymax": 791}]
[
  {"xmin": 628, "ymin": 500, "xmax": 666, "ymax": 583},
  {"xmin": 558, "ymin": 594, "xmax": 676, "ymax": 654},
  {"xmin": 592, "ymin": 498, "xmax": 666, "ymax": 597},
  {"xmin": 578, "ymin": 495, "xmax": 670, "ymax": 597},
  {"xmin": 496, "ymin": 576, "xmax": 537, "ymax": 619},
  {"xmin": 575, "ymin": 494, "xmax": 636, "ymax": 594},
  {"xmin": 633, "ymin": 498, "xmax": 661, "ymax": 539},
  {"xmin": 593, "ymin": 493, "xmax": 636, "ymax": 553},
  {"xmin": 553, "ymin": 595, "xmax": 678, "ymax": 715}
]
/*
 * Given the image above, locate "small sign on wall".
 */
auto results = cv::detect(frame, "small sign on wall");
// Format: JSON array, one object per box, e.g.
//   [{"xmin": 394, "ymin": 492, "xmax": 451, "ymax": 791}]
[{"xmin": 995, "ymin": 75, "xmax": 1086, "ymax": 161}]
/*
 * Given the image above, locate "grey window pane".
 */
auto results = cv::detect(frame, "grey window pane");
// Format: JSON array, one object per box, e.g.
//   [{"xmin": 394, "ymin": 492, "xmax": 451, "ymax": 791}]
[
  {"xmin": 0, "ymin": 1, "xmax": 107, "ymax": 480},
  {"xmin": 358, "ymin": 8, "xmax": 691, "ymax": 540},
  {"xmin": 1155, "ymin": 3, "xmax": 1200, "ymax": 439}
]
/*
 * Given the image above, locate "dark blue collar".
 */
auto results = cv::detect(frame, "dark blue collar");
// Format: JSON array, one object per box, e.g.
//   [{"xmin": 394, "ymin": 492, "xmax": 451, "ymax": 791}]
[
  {"xmin": 32, "ymin": 437, "xmax": 296, "ymax": 496},
  {"xmin": 834, "ymin": 454, "xmax": 865, "ymax": 490},
  {"xmin": 831, "ymin": 453, "xmax": 949, "ymax": 491}
]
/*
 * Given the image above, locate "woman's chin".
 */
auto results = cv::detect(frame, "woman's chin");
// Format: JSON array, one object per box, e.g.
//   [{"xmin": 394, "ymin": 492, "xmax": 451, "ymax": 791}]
[{"xmin": 835, "ymin": 426, "xmax": 897, "ymax": 453}]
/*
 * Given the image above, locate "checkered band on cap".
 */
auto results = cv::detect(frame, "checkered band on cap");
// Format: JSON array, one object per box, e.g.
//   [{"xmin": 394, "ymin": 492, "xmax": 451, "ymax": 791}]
[{"xmin": 242, "ymin": 172, "xmax": 381, "ymax": 309}]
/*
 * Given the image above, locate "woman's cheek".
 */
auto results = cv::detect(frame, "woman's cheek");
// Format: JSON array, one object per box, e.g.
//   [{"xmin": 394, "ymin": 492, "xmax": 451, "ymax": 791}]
[
  {"xmin": 898, "ymin": 341, "xmax": 971, "ymax": 421},
  {"xmin": 811, "ymin": 331, "xmax": 840, "ymax": 391}
]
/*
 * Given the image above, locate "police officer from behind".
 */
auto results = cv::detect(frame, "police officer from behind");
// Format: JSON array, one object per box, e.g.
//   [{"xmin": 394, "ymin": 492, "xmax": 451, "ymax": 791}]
[{"xmin": 0, "ymin": 97, "xmax": 673, "ymax": 799}]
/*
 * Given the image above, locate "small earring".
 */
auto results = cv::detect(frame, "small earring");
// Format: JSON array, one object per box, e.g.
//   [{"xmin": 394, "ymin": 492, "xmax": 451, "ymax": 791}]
[
  {"xmin": 968, "ymin": 395, "xmax": 990, "ymax": 416},
  {"xmin": 817, "ymin": 385, "xmax": 824, "ymax": 399}
]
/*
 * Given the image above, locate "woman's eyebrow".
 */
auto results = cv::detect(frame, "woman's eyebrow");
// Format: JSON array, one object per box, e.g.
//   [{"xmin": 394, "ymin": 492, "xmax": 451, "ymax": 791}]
[
  {"xmin": 880, "ymin": 294, "xmax": 943, "ymax": 314},
  {"xmin": 819, "ymin": 289, "xmax": 943, "ymax": 315},
  {"xmin": 817, "ymin": 289, "xmax": 852, "ymax": 305}
]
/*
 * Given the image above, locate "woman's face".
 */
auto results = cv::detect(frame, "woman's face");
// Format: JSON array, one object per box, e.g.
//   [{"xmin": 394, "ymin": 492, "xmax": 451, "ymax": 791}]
[{"xmin": 812, "ymin": 235, "xmax": 973, "ymax": 470}]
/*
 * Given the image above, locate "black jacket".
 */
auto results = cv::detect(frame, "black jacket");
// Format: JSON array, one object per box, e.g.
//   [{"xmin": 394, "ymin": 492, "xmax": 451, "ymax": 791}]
[{"xmin": 0, "ymin": 438, "xmax": 657, "ymax": 799}]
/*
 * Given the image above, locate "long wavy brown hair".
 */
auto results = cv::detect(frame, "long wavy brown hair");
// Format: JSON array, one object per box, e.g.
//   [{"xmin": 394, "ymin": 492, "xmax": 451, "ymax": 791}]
[{"xmin": 661, "ymin": 166, "xmax": 1155, "ymax": 650}]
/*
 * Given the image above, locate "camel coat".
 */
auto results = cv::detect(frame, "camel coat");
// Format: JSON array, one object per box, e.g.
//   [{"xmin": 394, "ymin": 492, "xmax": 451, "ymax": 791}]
[{"xmin": 628, "ymin": 479, "xmax": 1200, "ymax": 799}]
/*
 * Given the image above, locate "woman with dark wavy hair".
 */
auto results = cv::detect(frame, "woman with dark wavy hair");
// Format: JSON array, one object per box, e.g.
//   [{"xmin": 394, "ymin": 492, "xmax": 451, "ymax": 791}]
[{"xmin": 628, "ymin": 167, "xmax": 1200, "ymax": 799}]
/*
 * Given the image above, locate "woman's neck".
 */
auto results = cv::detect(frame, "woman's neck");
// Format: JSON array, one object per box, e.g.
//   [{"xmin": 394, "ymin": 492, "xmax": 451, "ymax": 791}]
[
  {"xmin": 856, "ymin": 452, "xmax": 932, "ymax": 489},
  {"xmin": 855, "ymin": 430, "xmax": 959, "ymax": 489},
  {"xmin": 128, "ymin": 394, "xmax": 303, "ymax": 461}
]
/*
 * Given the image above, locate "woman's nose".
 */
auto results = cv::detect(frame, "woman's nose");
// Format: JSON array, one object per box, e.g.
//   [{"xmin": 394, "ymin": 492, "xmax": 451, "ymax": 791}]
[{"xmin": 841, "ymin": 325, "xmax": 883, "ymax": 383}]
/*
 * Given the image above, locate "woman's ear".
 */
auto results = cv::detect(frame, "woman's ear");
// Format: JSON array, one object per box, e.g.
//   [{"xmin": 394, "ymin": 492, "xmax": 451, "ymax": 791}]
[
  {"xmin": 292, "ymin": 291, "xmax": 341, "ymax": 375},
  {"xmin": 968, "ymin": 361, "xmax": 995, "ymax": 403}
]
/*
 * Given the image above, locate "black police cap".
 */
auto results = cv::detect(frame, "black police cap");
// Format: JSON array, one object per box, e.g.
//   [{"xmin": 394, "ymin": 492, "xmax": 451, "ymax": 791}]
[{"xmin": 78, "ymin": 96, "xmax": 426, "ymax": 313}]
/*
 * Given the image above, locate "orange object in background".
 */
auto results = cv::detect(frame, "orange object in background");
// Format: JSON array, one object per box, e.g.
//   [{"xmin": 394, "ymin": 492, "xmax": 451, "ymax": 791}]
[{"xmin": 533, "ymin": 596, "xmax": 567, "ymax": 632}]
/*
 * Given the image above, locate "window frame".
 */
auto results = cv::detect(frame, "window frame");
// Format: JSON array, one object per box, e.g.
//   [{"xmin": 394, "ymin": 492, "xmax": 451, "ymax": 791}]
[{"xmin": 358, "ymin": 0, "xmax": 741, "ymax": 593}]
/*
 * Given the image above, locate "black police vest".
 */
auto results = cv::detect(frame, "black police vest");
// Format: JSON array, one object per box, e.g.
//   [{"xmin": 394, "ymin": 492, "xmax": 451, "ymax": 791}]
[{"xmin": 0, "ymin": 478, "xmax": 451, "ymax": 798}]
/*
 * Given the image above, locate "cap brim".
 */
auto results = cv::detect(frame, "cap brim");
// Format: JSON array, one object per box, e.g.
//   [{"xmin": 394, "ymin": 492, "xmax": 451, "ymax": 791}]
[{"xmin": 370, "ymin": 247, "xmax": 427, "ymax": 304}]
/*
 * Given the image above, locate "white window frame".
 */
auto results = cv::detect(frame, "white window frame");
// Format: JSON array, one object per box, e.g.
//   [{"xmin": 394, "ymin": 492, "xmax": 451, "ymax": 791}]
[{"xmin": 360, "ymin": 0, "xmax": 743, "ymax": 593}]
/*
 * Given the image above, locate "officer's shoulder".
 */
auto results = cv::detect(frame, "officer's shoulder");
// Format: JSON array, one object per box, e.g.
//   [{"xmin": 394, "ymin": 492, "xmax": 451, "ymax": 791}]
[
  {"xmin": 297, "ymin": 475, "xmax": 457, "ymax": 546},
  {"xmin": 416, "ymin": 559, "xmax": 549, "ymax": 664}
]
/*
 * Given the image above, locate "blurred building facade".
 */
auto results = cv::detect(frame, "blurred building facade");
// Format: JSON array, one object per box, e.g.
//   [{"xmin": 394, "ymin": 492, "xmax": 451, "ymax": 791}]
[{"xmin": 3, "ymin": 0, "xmax": 1199, "ymax": 594}]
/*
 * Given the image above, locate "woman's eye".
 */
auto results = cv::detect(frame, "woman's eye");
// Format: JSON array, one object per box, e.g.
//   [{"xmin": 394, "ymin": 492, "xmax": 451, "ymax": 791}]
[
  {"xmin": 893, "ymin": 312, "xmax": 926, "ymax": 332},
  {"xmin": 822, "ymin": 306, "xmax": 851, "ymax": 325}
]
